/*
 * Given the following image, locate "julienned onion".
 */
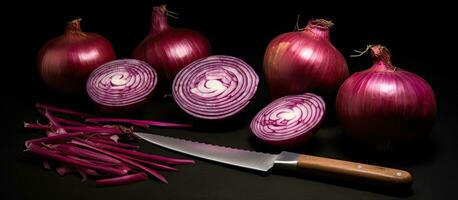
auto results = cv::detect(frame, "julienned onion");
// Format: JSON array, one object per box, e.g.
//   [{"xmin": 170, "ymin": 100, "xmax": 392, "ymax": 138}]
[
  {"xmin": 264, "ymin": 19, "xmax": 348, "ymax": 98},
  {"xmin": 86, "ymin": 59, "xmax": 157, "ymax": 112},
  {"xmin": 38, "ymin": 18, "xmax": 116, "ymax": 95},
  {"xmin": 250, "ymin": 93, "xmax": 325, "ymax": 147},
  {"xmin": 336, "ymin": 45, "xmax": 436, "ymax": 146},
  {"xmin": 173, "ymin": 55, "xmax": 259, "ymax": 120},
  {"xmin": 133, "ymin": 5, "xmax": 211, "ymax": 81},
  {"xmin": 24, "ymin": 104, "xmax": 195, "ymax": 187}
]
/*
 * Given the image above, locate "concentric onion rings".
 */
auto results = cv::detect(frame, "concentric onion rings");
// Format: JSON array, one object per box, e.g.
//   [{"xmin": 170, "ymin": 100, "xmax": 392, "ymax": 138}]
[
  {"xmin": 87, "ymin": 59, "xmax": 157, "ymax": 111},
  {"xmin": 250, "ymin": 93, "xmax": 325, "ymax": 147},
  {"xmin": 173, "ymin": 55, "xmax": 259, "ymax": 120}
]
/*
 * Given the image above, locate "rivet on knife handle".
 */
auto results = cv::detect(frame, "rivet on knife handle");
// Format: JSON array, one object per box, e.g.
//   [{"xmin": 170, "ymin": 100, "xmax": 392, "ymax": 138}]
[{"xmin": 295, "ymin": 154, "xmax": 412, "ymax": 185}]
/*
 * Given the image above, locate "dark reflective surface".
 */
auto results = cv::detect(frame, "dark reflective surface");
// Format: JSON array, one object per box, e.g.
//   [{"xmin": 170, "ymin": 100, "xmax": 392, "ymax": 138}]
[{"xmin": 3, "ymin": 0, "xmax": 456, "ymax": 199}]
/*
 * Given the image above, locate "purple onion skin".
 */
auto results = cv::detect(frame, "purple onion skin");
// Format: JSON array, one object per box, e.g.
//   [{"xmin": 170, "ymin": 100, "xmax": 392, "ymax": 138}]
[
  {"xmin": 336, "ymin": 45, "xmax": 436, "ymax": 146},
  {"xmin": 133, "ymin": 5, "xmax": 211, "ymax": 81},
  {"xmin": 27, "ymin": 143, "xmax": 126, "ymax": 176},
  {"xmin": 264, "ymin": 19, "xmax": 348, "ymax": 99},
  {"xmin": 36, "ymin": 103, "xmax": 91, "ymax": 117},
  {"xmin": 96, "ymin": 172, "xmax": 148, "ymax": 187},
  {"xmin": 38, "ymin": 19, "xmax": 116, "ymax": 95}
]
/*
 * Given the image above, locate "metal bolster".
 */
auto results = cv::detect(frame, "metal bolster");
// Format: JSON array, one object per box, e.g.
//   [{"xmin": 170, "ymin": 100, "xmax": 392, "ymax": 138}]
[{"xmin": 273, "ymin": 152, "xmax": 300, "ymax": 171}]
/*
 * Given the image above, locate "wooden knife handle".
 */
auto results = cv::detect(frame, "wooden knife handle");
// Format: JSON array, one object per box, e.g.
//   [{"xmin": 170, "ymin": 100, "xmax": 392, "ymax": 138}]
[{"xmin": 297, "ymin": 154, "xmax": 412, "ymax": 186}]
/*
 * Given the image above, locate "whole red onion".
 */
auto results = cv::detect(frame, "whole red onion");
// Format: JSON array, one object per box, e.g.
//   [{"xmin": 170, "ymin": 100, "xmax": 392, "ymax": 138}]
[
  {"xmin": 263, "ymin": 19, "xmax": 348, "ymax": 98},
  {"xmin": 38, "ymin": 19, "xmax": 116, "ymax": 95},
  {"xmin": 336, "ymin": 45, "xmax": 436, "ymax": 146},
  {"xmin": 133, "ymin": 5, "xmax": 211, "ymax": 81}
]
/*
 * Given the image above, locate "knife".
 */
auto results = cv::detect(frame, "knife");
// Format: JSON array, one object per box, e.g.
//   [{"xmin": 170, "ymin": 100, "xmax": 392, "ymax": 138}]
[{"xmin": 133, "ymin": 132, "xmax": 412, "ymax": 186}]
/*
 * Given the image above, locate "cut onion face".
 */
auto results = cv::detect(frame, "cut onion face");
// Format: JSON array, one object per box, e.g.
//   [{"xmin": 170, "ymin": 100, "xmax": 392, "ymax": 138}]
[
  {"xmin": 173, "ymin": 55, "xmax": 259, "ymax": 120},
  {"xmin": 86, "ymin": 59, "xmax": 157, "ymax": 112},
  {"xmin": 250, "ymin": 93, "xmax": 325, "ymax": 147}
]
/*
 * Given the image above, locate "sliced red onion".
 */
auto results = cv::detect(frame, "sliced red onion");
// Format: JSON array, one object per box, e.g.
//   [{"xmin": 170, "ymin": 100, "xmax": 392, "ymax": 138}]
[
  {"xmin": 27, "ymin": 143, "xmax": 127, "ymax": 176},
  {"xmin": 25, "ymin": 132, "xmax": 86, "ymax": 147},
  {"xmin": 70, "ymin": 139, "xmax": 168, "ymax": 183},
  {"xmin": 36, "ymin": 103, "xmax": 91, "ymax": 118},
  {"xmin": 25, "ymin": 103, "xmax": 196, "ymax": 186},
  {"xmin": 77, "ymin": 167, "xmax": 102, "ymax": 177},
  {"xmin": 85, "ymin": 117, "xmax": 192, "ymax": 128},
  {"xmin": 124, "ymin": 156, "xmax": 178, "ymax": 172},
  {"xmin": 173, "ymin": 55, "xmax": 259, "ymax": 120},
  {"xmin": 86, "ymin": 59, "xmax": 157, "ymax": 111},
  {"xmin": 92, "ymin": 142, "xmax": 195, "ymax": 165},
  {"xmin": 54, "ymin": 117, "xmax": 87, "ymax": 126},
  {"xmin": 76, "ymin": 168, "xmax": 89, "ymax": 182},
  {"xmin": 56, "ymin": 165, "xmax": 75, "ymax": 176},
  {"xmin": 250, "ymin": 93, "xmax": 325, "ymax": 147},
  {"xmin": 55, "ymin": 144, "xmax": 122, "ymax": 164},
  {"xmin": 87, "ymin": 138, "xmax": 140, "ymax": 149},
  {"xmin": 42, "ymin": 160, "xmax": 51, "ymax": 170},
  {"xmin": 96, "ymin": 172, "xmax": 148, "ymax": 187}
]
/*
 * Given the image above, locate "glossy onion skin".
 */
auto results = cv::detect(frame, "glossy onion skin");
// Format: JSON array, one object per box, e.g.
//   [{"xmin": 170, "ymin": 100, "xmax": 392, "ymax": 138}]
[
  {"xmin": 173, "ymin": 55, "xmax": 259, "ymax": 120},
  {"xmin": 38, "ymin": 19, "xmax": 116, "ymax": 95},
  {"xmin": 263, "ymin": 19, "xmax": 348, "ymax": 98},
  {"xmin": 336, "ymin": 45, "xmax": 436, "ymax": 145},
  {"xmin": 250, "ymin": 93, "xmax": 325, "ymax": 147},
  {"xmin": 133, "ymin": 5, "xmax": 211, "ymax": 81},
  {"xmin": 86, "ymin": 59, "xmax": 157, "ymax": 112}
]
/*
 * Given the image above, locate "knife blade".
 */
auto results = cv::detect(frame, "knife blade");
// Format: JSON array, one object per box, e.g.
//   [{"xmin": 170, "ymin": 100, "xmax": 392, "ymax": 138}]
[{"xmin": 134, "ymin": 132, "xmax": 412, "ymax": 186}]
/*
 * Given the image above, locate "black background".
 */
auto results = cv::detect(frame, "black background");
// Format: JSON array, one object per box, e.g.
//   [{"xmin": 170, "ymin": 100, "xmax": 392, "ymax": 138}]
[{"xmin": 3, "ymin": 0, "xmax": 458, "ymax": 199}]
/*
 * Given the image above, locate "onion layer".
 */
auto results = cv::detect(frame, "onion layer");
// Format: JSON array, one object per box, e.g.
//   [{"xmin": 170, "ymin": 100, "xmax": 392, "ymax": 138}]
[
  {"xmin": 86, "ymin": 59, "xmax": 157, "ymax": 112},
  {"xmin": 173, "ymin": 55, "xmax": 259, "ymax": 120},
  {"xmin": 38, "ymin": 19, "xmax": 116, "ymax": 95},
  {"xmin": 133, "ymin": 5, "xmax": 211, "ymax": 81},
  {"xmin": 336, "ymin": 45, "xmax": 436, "ymax": 146},
  {"xmin": 250, "ymin": 93, "xmax": 325, "ymax": 147},
  {"xmin": 263, "ymin": 19, "xmax": 348, "ymax": 98}
]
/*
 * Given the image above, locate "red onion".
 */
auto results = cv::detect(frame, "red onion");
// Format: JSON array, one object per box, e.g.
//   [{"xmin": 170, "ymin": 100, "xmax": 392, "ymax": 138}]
[
  {"xmin": 133, "ymin": 5, "xmax": 211, "ymax": 81},
  {"xmin": 24, "ymin": 104, "xmax": 195, "ymax": 186},
  {"xmin": 336, "ymin": 45, "xmax": 436, "ymax": 146},
  {"xmin": 27, "ymin": 143, "xmax": 127, "ymax": 176},
  {"xmin": 96, "ymin": 172, "xmax": 148, "ymax": 187},
  {"xmin": 250, "ymin": 93, "xmax": 325, "ymax": 147},
  {"xmin": 69, "ymin": 139, "xmax": 168, "ymax": 184},
  {"xmin": 86, "ymin": 59, "xmax": 157, "ymax": 112},
  {"xmin": 263, "ymin": 19, "xmax": 348, "ymax": 98},
  {"xmin": 173, "ymin": 55, "xmax": 259, "ymax": 120},
  {"xmin": 85, "ymin": 117, "xmax": 192, "ymax": 128},
  {"xmin": 38, "ymin": 19, "xmax": 116, "ymax": 95},
  {"xmin": 36, "ymin": 103, "xmax": 91, "ymax": 117}
]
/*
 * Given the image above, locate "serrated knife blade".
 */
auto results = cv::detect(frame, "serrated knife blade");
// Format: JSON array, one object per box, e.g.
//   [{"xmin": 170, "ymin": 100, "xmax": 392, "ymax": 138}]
[{"xmin": 134, "ymin": 132, "xmax": 281, "ymax": 171}]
